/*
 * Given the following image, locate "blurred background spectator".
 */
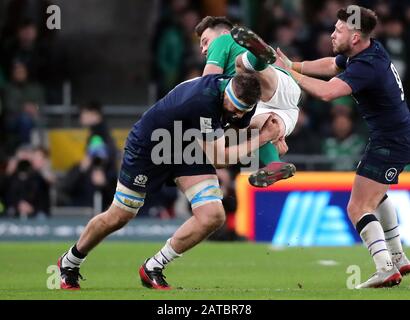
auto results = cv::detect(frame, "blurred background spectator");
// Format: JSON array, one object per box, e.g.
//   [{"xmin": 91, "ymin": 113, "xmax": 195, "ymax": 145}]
[
  {"xmin": 2, "ymin": 60, "xmax": 44, "ymax": 153},
  {"xmin": 59, "ymin": 102, "xmax": 118, "ymax": 210},
  {"xmin": 3, "ymin": 144, "xmax": 54, "ymax": 219},
  {"xmin": 322, "ymin": 113, "xmax": 365, "ymax": 171}
]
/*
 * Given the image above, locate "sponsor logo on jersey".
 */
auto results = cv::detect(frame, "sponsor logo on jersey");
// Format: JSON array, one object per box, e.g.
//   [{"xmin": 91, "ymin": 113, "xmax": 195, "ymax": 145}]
[{"xmin": 200, "ymin": 117, "xmax": 213, "ymax": 133}]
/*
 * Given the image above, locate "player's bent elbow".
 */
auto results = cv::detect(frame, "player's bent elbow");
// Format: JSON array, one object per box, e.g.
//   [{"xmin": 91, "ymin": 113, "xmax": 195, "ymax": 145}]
[{"xmin": 320, "ymin": 93, "xmax": 334, "ymax": 103}]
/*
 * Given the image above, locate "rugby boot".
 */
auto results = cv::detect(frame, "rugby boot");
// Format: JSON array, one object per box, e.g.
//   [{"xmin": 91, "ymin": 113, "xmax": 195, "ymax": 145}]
[
  {"xmin": 139, "ymin": 259, "xmax": 171, "ymax": 290},
  {"xmin": 248, "ymin": 162, "xmax": 296, "ymax": 187},
  {"xmin": 393, "ymin": 253, "xmax": 410, "ymax": 276},
  {"xmin": 355, "ymin": 266, "xmax": 402, "ymax": 289},
  {"xmin": 57, "ymin": 253, "xmax": 84, "ymax": 290},
  {"xmin": 231, "ymin": 25, "xmax": 277, "ymax": 64}
]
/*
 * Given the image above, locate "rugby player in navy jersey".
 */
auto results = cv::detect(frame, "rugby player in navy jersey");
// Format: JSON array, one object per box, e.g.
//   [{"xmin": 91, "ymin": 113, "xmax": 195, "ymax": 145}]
[
  {"xmin": 56, "ymin": 72, "xmax": 278, "ymax": 290},
  {"xmin": 233, "ymin": 6, "xmax": 410, "ymax": 288}
]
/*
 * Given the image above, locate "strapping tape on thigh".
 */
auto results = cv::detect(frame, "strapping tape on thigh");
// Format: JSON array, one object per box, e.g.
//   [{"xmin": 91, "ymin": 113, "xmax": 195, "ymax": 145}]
[
  {"xmin": 113, "ymin": 183, "xmax": 146, "ymax": 214},
  {"xmin": 114, "ymin": 191, "xmax": 145, "ymax": 209},
  {"xmin": 185, "ymin": 179, "xmax": 223, "ymax": 209}
]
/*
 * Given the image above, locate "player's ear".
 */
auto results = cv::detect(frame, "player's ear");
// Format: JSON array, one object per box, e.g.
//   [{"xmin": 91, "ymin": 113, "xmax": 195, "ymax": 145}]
[{"xmin": 352, "ymin": 32, "xmax": 361, "ymax": 45}]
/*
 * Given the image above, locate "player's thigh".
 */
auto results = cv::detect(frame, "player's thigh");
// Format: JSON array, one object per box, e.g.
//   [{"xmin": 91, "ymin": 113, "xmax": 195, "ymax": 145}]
[
  {"xmin": 257, "ymin": 67, "xmax": 278, "ymax": 101},
  {"xmin": 115, "ymin": 148, "xmax": 171, "ymax": 215},
  {"xmin": 176, "ymin": 173, "xmax": 225, "ymax": 224},
  {"xmin": 175, "ymin": 167, "xmax": 225, "ymax": 220},
  {"xmin": 250, "ymin": 112, "xmax": 285, "ymax": 138},
  {"xmin": 112, "ymin": 181, "xmax": 147, "ymax": 217},
  {"xmin": 347, "ymin": 174, "xmax": 389, "ymax": 223},
  {"xmin": 175, "ymin": 174, "xmax": 219, "ymax": 193}
]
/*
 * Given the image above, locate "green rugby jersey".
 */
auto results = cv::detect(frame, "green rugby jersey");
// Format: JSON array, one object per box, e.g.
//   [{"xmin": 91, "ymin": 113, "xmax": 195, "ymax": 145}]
[{"xmin": 206, "ymin": 34, "xmax": 247, "ymax": 76}]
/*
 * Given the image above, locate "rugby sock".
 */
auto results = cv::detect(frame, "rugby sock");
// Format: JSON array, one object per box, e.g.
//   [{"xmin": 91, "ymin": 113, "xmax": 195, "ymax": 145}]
[
  {"xmin": 242, "ymin": 51, "xmax": 269, "ymax": 72},
  {"xmin": 374, "ymin": 195, "xmax": 404, "ymax": 262},
  {"xmin": 258, "ymin": 142, "xmax": 281, "ymax": 164},
  {"xmin": 62, "ymin": 244, "xmax": 86, "ymax": 269},
  {"xmin": 356, "ymin": 214, "xmax": 393, "ymax": 272},
  {"xmin": 146, "ymin": 238, "xmax": 182, "ymax": 271}
]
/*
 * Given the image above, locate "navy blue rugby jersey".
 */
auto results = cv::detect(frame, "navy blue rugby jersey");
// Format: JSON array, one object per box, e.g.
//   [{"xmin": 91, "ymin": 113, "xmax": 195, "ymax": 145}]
[
  {"xmin": 336, "ymin": 39, "xmax": 410, "ymax": 138},
  {"xmin": 125, "ymin": 74, "xmax": 255, "ymax": 158}
]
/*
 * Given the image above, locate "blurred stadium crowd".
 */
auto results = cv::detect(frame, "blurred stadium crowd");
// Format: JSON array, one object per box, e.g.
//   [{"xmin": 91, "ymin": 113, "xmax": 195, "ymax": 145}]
[{"xmin": 0, "ymin": 0, "xmax": 409, "ymax": 225}]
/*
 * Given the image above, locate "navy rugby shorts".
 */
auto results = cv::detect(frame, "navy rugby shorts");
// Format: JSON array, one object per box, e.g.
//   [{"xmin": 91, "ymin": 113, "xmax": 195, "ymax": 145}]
[
  {"xmin": 118, "ymin": 146, "xmax": 216, "ymax": 193},
  {"xmin": 356, "ymin": 135, "xmax": 410, "ymax": 184}
]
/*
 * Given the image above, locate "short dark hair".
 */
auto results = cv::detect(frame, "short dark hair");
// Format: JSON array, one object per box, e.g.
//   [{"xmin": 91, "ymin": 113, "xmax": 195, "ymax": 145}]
[
  {"xmin": 195, "ymin": 16, "xmax": 234, "ymax": 37},
  {"xmin": 232, "ymin": 73, "xmax": 261, "ymax": 107},
  {"xmin": 80, "ymin": 101, "xmax": 102, "ymax": 114},
  {"xmin": 337, "ymin": 6, "xmax": 378, "ymax": 37}
]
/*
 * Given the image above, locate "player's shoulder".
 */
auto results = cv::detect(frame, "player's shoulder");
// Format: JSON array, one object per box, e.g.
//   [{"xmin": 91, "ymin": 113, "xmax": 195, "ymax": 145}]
[
  {"xmin": 350, "ymin": 39, "xmax": 389, "ymax": 67},
  {"xmin": 176, "ymin": 74, "xmax": 229, "ymax": 105},
  {"xmin": 209, "ymin": 33, "xmax": 235, "ymax": 50},
  {"xmin": 197, "ymin": 74, "xmax": 231, "ymax": 97}
]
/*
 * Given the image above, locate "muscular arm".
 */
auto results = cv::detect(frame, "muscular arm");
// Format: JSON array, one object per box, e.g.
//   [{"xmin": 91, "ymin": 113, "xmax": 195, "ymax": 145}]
[
  {"xmin": 276, "ymin": 49, "xmax": 341, "ymax": 78},
  {"xmin": 201, "ymin": 116, "xmax": 275, "ymax": 168},
  {"xmin": 201, "ymin": 133, "xmax": 262, "ymax": 169},
  {"xmin": 292, "ymin": 57, "xmax": 341, "ymax": 78},
  {"xmin": 202, "ymin": 64, "xmax": 224, "ymax": 76},
  {"xmin": 290, "ymin": 69, "xmax": 352, "ymax": 102}
]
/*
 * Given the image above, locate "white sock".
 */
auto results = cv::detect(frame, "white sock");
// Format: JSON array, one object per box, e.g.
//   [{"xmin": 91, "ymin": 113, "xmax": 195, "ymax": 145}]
[
  {"xmin": 374, "ymin": 196, "xmax": 404, "ymax": 262},
  {"xmin": 146, "ymin": 238, "xmax": 182, "ymax": 271},
  {"xmin": 241, "ymin": 52, "xmax": 256, "ymax": 71},
  {"xmin": 358, "ymin": 214, "xmax": 393, "ymax": 272},
  {"xmin": 62, "ymin": 246, "xmax": 86, "ymax": 269}
]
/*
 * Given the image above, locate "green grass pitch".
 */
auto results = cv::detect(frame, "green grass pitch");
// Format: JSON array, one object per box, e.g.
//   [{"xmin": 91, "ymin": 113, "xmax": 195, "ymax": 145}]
[{"xmin": 0, "ymin": 241, "xmax": 409, "ymax": 300}]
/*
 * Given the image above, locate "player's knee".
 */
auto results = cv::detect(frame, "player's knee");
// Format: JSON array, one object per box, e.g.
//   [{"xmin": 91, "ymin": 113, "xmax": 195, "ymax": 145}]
[
  {"xmin": 102, "ymin": 206, "xmax": 134, "ymax": 230},
  {"xmin": 347, "ymin": 201, "xmax": 376, "ymax": 224},
  {"xmin": 202, "ymin": 207, "xmax": 226, "ymax": 230},
  {"xmin": 347, "ymin": 201, "xmax": 357, "ymax": 221}
]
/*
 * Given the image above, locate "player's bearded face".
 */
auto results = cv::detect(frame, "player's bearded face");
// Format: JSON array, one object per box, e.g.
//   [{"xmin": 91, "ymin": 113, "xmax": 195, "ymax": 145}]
[
  {"xmin": 331, "ymin": 21, "xmax": 354, "ymax": 55},
  {"xmin": 222, "ymin": 97, "xmax": 245, "ymax": 123},
  {"xmin": 223, "ymin": 109, "xmax": 240, "ymax": 123}
]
